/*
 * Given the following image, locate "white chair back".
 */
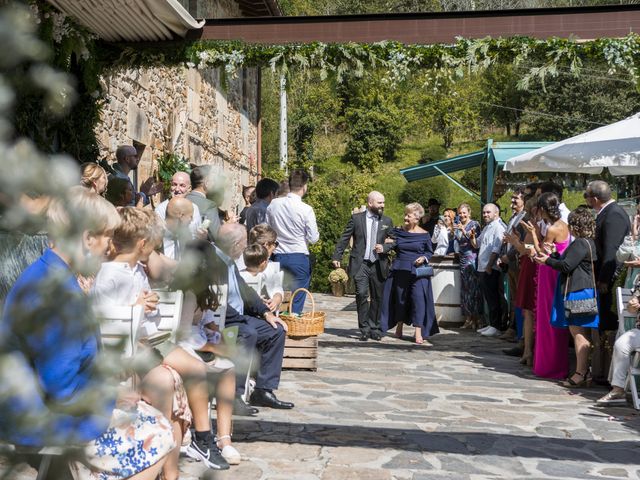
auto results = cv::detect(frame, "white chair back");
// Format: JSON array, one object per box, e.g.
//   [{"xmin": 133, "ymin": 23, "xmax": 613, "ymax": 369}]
[
  {"xmin": 96, "ymin": 304, "xmax": 144, "ymax": 357},
  {"xmin": 616, "ymin": 287, "xmax": 636, "ymax": 338},
  {"xmin": 154, "ymin": 289, "xmax": 184, "ymax": 342}
]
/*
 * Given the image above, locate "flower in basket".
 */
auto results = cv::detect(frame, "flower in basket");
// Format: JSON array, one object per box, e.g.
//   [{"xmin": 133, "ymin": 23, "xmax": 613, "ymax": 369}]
[{"xmin": 328, "ymin": 268, "xmax": 349, "ymax": 284}]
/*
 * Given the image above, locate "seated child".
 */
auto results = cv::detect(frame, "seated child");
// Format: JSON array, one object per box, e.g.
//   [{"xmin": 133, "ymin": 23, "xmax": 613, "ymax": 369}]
[
  {"xmin": 91, "ymin": 207, "xmax": 234, "ymax": 470},
  {"xmin": 248, "ymin": 224, "xmax": 285, "ymax": 312},
  {"xmin": 239, "ymin": 242, "xmax": 284, "ymax": 312}
]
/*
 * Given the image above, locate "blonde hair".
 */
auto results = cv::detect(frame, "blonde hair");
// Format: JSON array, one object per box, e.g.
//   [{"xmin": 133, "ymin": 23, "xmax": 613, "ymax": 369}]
[
  {"xmin": 47, "ymin": 186, "xmax": 120, "ymax": 242},
  {"xmin": 405, "ymin": 202, "xmax": 424, "ymax": 219},
  {"xmin": 80, "ymin": 163, "xmax": 107, "ymax": 193},
  {"xmin": 458, "ymin": 203, "xmax": 472, "ymax": 215},
  {"xmin": 111, "ymin": 207, "xmax": 165, "ymax": 252}
]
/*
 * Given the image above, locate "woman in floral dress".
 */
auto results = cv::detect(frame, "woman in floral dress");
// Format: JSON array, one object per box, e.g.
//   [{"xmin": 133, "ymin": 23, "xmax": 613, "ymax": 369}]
[{"xmin": 454, "ymin": 203, "xmax": 483, "ymax": 329}]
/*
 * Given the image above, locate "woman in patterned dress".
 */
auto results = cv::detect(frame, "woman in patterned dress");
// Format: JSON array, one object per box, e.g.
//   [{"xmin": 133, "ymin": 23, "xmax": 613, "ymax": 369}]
[{"xmin": 454, "ymin": 203, "xmax": 483, "ymax": 329}]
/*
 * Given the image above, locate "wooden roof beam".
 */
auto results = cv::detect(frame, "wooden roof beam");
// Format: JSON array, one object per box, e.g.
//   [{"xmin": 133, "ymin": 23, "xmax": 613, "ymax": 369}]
[{"xmin": 187, "ymin": 4, "xmax": 640, "ymax": 43}]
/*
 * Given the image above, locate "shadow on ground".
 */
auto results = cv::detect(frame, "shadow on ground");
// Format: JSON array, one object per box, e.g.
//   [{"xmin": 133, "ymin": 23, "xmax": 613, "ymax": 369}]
[{"xmin": 232, "ymin": 419, "xmax": 640, "ymax": 464}]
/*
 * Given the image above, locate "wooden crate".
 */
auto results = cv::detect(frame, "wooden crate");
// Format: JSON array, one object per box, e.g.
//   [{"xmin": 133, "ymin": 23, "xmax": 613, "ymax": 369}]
[{"xmin": 283, "ymin": 335, "xmax": 318, "ymax": 371}]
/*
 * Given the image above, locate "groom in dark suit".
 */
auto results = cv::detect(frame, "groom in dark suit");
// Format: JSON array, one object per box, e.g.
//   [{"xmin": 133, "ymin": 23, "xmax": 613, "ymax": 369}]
[
  {"xmin": 332, "ymin": 191, "xmax": 393, "ymax": 341},
  {"xmin": 585, "ymin": 180, "xmax": 630, "ymax": 331}
]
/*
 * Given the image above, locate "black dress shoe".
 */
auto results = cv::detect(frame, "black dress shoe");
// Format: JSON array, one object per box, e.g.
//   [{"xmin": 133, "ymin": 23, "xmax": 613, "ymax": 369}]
[
  {"xmin": 358, "ymin": 332, "xmax": 370, "ymax": 341},
  {"xmin": 370, "ymin": 332, "xmax": 382, "ymax": 341},
  {"xmin": 233, "ymin": 397, "xmax": 259, "ymax": 416},
  {"xmin": 250, "ymin": 389, "xmax": 294, "ymax": 409},
  {"xmin": 502, "ymin": 346, "xmax": 523, "ymax": 357}
]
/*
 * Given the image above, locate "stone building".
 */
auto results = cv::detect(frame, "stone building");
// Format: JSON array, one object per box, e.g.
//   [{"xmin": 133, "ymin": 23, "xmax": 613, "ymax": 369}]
[{"xmin": 49, "ymin": 0, "xmax": 280, "ymax": 211}]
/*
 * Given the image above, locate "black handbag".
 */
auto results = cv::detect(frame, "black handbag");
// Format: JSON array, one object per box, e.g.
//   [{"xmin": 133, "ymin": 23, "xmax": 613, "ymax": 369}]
[
  {"xmin": 563, "ymin": 239, "xmax": 599, "ymax": 318},
  {"xmin": 415, "ymin": 264, "xmax": 434, "ymax": 278}
]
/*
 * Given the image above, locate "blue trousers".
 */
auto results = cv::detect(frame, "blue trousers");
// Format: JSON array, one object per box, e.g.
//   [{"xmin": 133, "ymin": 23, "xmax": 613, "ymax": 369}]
[
  {"xmin": 226, "ymin": 314, "xmax": 286, "ymax": 394},
  {"xmin": 274, "ymin": 253, "xmax": 311, "ymax": 314}
]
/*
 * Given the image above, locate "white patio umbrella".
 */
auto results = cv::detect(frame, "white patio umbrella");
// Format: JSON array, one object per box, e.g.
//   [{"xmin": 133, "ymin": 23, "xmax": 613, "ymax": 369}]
[{"xmin": 503, "ymin": 112, "xmax": 640, "ymax": 175}]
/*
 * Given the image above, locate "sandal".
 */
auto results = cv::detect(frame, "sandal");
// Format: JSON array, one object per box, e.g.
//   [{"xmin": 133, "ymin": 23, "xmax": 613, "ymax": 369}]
[{"xmin": 561, "ymin": 371, "xmax": 591, "ymax": 388}]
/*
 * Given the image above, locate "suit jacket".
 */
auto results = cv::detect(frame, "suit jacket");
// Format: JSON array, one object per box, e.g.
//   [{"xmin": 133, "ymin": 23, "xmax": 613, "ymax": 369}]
[
  {"xmin": 595, "ymin": 202, "xmax": 630, "ymax": 285},
  {"xmin": 206, "ymin": 243, "xmax": 269, "ymax": 324},
  {"xmin": 185, "ymin": 191, "xmax": 221, "ymax": 240},
  {"xmin": 332, "ymin": 211, "xmax": 394, "ymax": 279}
]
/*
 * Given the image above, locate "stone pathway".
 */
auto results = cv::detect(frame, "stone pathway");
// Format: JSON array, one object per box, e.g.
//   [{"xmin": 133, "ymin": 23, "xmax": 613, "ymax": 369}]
[
  {"xmin": 181, "ymin": 293, "xmax": 640, "ymax": 479},
  {"xmin": 4, "ymin": 293, "xmax": 640, "ymax": 479}
]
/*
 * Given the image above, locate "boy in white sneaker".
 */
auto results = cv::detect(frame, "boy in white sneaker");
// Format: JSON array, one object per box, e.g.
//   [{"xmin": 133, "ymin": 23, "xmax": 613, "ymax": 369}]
[{"xmin": 92, "ymin": 207, "xmax": 231, "ymax": 471}]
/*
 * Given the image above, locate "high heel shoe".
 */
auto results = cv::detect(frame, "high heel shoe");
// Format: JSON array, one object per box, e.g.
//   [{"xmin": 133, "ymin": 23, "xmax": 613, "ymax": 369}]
[{"xmin": 561, "ymin": 371, "xmax": 592, "ymax": 388}]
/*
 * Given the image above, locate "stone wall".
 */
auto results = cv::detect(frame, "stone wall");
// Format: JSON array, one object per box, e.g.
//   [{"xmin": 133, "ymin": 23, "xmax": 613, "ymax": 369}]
[
  {"xmin": 177, "ymin": 0, "xmax": 242, "ymax": 18},
  {"xmin": 96, "ymin": 0, "xmax": 259, "ymax": 212},
  {"xmin": 97, "ymin": 64, "xmax": 259, "ymax": 212}
]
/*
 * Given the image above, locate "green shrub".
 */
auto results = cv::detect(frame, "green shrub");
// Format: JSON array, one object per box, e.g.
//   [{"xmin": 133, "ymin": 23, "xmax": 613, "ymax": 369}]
[
  {"xmin": 343, "ymin": 102, "xmax": 405, "ymax": 171},
  {"xmin": 306, "ymin": 160, "xmax": 375, "ymax": 291}
]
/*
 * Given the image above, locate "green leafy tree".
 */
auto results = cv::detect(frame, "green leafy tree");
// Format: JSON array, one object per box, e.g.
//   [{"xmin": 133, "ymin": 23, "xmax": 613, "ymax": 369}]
[
  {"xmin": 419, "ymin": 73, "xmax": 482, "ymax": 148},
  {"xmin": 524, "ymin": 69, "xmax": 640, "ymax": 140},
  {"xmin": 480, "ymin": 65, "xmax": 531, "ymax": 136}
]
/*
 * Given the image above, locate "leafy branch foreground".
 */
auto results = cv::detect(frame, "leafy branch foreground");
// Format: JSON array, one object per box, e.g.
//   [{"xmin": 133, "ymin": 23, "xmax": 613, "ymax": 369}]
[{"xmin": 110, "ymin": 35, "xmax": 640, "ymax": 89}]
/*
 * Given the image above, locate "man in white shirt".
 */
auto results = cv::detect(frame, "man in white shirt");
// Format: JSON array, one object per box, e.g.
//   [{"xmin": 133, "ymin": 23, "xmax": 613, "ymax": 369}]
[
  {"xmin": 472, "ymin": 203, "xmax": 507, "ymax": 337},
  {"xmin": 266, "ymin": 169, "xmax": 319, "ymax": 313},
  {"xmin": 155, "ymin": 171, "xmax": 202, "ymax": 231}
]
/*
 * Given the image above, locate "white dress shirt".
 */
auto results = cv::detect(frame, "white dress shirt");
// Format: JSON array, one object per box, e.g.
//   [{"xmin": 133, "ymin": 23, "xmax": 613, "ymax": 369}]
[
  {"xmin": 477, "ymin": 219, "xmax": 507, "ymax": 272},
  {"xmin": 91, "ymin": 261, "xmax": 161, "ymax": 333},
  {"xmin": 364, "ymin": 211, "xmax": 378, "ymax": 260},
  {"xmin": 266, "ymin": 192, "xmax": 319, "ymax": 255},
  {"xmin": 432, "ymin": 224, "xmax": 450, "ymax": 256},
  {"xmin": 238, "ymin": 261, "xmax": 284, "ymax": 299}
]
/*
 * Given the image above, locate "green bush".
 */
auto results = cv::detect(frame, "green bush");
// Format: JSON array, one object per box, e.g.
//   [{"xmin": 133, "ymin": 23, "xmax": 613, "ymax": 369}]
[
  {"xmin": 305, "ymin": 159, "xmax": 375, "ymax": 291},
  {"xmin": 343, "ymin": 102, "xmax": 405, "ymax": 170}
]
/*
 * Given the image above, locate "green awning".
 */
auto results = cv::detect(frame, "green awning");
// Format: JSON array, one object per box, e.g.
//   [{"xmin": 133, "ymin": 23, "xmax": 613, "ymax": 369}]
[
  {"xmin": 489, "ymin": 142, "xmax": 553, "ymax": 165},
  {"xmin": 400, "ymin": 141, "xmax": 553, "ymax": 183},
  {"xmin": 400, "ymin": 149, "xmax": 485, "ymax": 182}
]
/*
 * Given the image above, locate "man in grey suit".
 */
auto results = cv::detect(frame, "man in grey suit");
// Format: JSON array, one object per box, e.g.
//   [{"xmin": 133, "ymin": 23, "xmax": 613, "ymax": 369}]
[{"xmin": 332, "ymin": 191, "xmax": 393, "ymax": 341}]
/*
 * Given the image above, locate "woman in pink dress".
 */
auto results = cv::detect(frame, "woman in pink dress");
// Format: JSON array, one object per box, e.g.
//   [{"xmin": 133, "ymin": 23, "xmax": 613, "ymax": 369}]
[{"xmin": 522, "ymin": 192, "xmax": 571, "ymax": 379}]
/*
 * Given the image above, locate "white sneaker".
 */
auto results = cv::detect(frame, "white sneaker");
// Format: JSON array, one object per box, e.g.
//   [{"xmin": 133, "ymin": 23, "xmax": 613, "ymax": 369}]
[
  {"xmin": 220, "ymin": 444, "xmax": 241, "ymax": 465},
  {"xmin": 480, "ymin": 326, "xmax": 501, "ymax": 337},
  {"xmin": 476, "ymin": 326, "xmax": 491, "ymax": 333}
]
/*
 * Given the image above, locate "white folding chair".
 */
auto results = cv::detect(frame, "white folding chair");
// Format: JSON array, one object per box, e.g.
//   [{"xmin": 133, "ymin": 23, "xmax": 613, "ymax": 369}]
[
  {"xmin": 96, "ymin": 304, "xmax": 144, "ymax": 357},
  {"xmin": 154, "ymin": 289, "xmax": 184, "ymax": 342},
  {"xmin": 616, "ymin": 287, "xmax": 635, "ymax": 338},
  {"xmin": 615, "ymin": 287, "xmax": 640, "ymax": 409},
  {"xmin": 627, "ymin": 348, "xmax": 640, "ymax": 410}
]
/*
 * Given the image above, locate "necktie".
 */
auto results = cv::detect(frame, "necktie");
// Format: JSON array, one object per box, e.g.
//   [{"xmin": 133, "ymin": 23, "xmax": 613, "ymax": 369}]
[{"xmin": 369, "ymin": 217, "xmax": 378, "ymax": 262}]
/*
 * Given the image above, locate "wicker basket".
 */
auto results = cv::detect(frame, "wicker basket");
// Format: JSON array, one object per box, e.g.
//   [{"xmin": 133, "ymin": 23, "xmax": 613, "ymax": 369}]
[{"xmin": 280, "ymin": 288, "xmax": 325, "ymax": 336}]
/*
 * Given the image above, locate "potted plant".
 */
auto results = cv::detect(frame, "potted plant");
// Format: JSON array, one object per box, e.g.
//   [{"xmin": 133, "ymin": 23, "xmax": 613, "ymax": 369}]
[{"xmin": 328, "ymin": 268, "xmax": 349, "ymax": 297}]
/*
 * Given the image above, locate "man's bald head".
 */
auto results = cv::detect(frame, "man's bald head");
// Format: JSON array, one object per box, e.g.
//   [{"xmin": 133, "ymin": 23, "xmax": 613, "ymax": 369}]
[
  {"xmin": 481, "ymin": 203, "xmax": 499, "ymax": 223},
  {"xmin": 115, "ymin": 145, "xmax": 140, "ymax": 173},
  {"xmin": 170, "ymin": 171, "xmax": 191, "ymax": 197},
  {"xmin": 367, "ymin": 191, "xmax": 385, "ymax": 216},
  {"xmin": 216, "ymin": 222, "xmax": 248, "ymax": 260},
  {"xmin": 165, "ymin": 197, "xmax": 193, "ymax": 234}
]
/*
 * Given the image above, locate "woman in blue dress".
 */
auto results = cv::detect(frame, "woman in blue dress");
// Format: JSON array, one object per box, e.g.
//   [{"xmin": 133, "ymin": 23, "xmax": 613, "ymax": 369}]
[
  {"xmin": 380, "ymin": 203, "xmax": 439, "ymax": 344},
  {"xmin": 454, "ymin": 203, "xmax": 483, "ymax": 329}
]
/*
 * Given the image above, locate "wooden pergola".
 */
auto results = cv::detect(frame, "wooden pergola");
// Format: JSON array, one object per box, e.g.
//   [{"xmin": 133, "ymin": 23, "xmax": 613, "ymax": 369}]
[{"xmin": 189, "ymin": 4, "xmax": 640, "ymax": 43}]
